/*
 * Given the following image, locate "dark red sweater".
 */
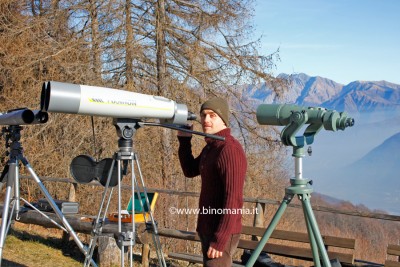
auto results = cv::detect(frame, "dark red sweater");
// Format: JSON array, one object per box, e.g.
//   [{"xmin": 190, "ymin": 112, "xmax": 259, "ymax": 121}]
[{"xmin": 178, "ymin": 128, "xmax": 247, "ymax": 251}]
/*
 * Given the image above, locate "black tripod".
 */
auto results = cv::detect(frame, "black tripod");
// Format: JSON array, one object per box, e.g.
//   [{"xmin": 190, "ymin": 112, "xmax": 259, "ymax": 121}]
[{"xmin": 0, "ymin": 125, "xmax": 97, "ymax": 266}]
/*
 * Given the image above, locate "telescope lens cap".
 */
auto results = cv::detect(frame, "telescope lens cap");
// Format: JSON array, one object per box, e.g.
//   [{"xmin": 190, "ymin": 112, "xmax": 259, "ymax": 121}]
[
  {"xmin": 97, "ymin": 158, "xmax": 120, "ymax": 187},
  {"xmin": 70, "ymin": 155, "xmax": 96, "ymax": 184},
  {"xmin": 70, "ymin": 155, "xmax": 120, "ymax": 187}
]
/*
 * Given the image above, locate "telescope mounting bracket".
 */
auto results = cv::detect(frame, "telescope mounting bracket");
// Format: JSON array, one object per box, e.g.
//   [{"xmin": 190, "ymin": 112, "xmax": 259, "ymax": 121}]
[
  {"xmin": 281, "ymin": 110, "xmax": 323, "ymax": 149},
  {"xmin": 113, "ymin": 118, "xmax": 143, "ymax": 141}
]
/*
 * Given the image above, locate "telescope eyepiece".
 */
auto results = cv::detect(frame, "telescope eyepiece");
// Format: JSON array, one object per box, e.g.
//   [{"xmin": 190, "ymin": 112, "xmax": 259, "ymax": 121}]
[{"xmin": 187, "ymin": 112, "xmax": 197, "ymax": 121}]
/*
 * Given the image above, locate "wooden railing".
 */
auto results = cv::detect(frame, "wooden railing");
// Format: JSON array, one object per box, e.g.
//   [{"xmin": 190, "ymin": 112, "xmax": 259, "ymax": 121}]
[{"xmin": 27, "ymin": 175, "xmax": 400, "ymax": 222}]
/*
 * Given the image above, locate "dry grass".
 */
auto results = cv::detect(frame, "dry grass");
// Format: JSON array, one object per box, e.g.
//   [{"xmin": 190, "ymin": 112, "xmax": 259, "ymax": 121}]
[
  {"xmin": 2, "ymin": 222, "xmax": 82, "ymax": 267},
  {"xmin": 0, "ymin": 222, "xmax": 189, "ymax": 267}
]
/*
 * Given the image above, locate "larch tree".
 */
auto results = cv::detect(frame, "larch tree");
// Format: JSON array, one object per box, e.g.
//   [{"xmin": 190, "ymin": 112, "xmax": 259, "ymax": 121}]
[{"xmin": 0, "ymin": 0, "xmax": 287, "ymax": 225}]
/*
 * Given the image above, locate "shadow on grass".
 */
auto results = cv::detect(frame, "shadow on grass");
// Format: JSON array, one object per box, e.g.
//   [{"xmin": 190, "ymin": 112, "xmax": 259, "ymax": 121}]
[
  {"xmin": 1, "ymin": 259, "xmax": 28, "ymax": 267},
  {"xmin": 9, "ymin": 227, "xmax": 85, "ymax": 263},
  {"xmin": 8, "ymin": 228, "xmax": 177, "ymax": 267}
]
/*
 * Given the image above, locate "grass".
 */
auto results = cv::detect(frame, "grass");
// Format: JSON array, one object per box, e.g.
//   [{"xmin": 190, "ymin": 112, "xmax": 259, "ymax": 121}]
[
  {"xmin": 2, "ymin": 222, "xmax": 82, "ymax": 267},
  {"xmin": 1, "ymin": 222, "xmax": 185, "ymax": 267}
]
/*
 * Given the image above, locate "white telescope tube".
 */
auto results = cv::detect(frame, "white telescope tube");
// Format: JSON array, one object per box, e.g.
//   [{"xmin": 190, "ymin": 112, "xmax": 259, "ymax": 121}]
[{"xmin": 41, "ymin": 81, "xmax": 189, "ymax": 125}]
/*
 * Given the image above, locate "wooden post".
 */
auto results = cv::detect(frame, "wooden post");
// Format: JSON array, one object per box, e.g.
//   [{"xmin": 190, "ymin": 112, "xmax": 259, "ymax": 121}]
[
  {"xmin": 62, "ymin": 183, "xmax": 78, "ymax": 245},
  {"xmin": 252, "ymin": 202, "xmax": 265, "ymax": 241},
  {"xmin": 68, "ymin": 183, "xmax": 77, "ymax": 202},
  {"xmin": 137, "ymin": 223, "xmax": 152, "ymax": 267},
  {"xmin": 97, "ymin": 234, "xmax": 123, "ymax": 266},
  {"xmin": 142, "ymin": 243, "xmax": 150, "ymax": 267}
]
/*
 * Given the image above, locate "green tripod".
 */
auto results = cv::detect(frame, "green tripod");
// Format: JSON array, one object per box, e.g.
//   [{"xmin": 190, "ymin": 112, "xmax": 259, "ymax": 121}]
[
  {"xmin": 245, "ymin": 146, "xmax": 331, "ymax": 267},
  {"xmin": 246, "ymin": 104, "xmax": 355, "ymax": 267}
]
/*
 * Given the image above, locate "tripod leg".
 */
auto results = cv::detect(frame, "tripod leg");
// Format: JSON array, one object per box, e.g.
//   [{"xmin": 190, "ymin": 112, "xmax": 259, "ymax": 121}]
[
  {"xmin": 84, "ymin": 159, "xmax": 116, "ymax": 267},
  {"xmin": 302, "ymin": 195, "xmax": 331, "ymax": 267},
  {"xmin": 134, "ymin": 154, "xmax": 167, "ymax": 267},
  {"xmin": 24, "ymin": 164, "xmax": 98, "ymax": 267},
  {"xmin": 0, "ymin": 163, "xmax": 18, "ymax": 263},
  {"xmin": 117, "ymin": 159, "xmax": 126, "ymax": 267},
  {"xmin": 245, "ymin": 194, "xmax": 293, "ymax": 267},
  {"xmin": 84, "ymin": 188, "xmax": 114, "ymax": 267},
  {"xmin": 302, "ymin": 195, "xmax": 321, "ymax": 267},
  {"xmin": 133, "ymin": 180, "xmax": 165, "ymax": 267}
]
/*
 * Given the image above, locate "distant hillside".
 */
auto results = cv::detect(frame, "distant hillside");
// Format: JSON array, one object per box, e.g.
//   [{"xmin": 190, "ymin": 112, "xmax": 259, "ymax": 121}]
[
  {"xmin": 323, "ymin": 80, "xmax": 400, "ymax": 112},
  {"xmin": 320, "ymin": 132, "xmax": 400, "ymax": 214},
  {"xmin": 348, "ymin": 132, "xmax": 400, "ymax": 173}
]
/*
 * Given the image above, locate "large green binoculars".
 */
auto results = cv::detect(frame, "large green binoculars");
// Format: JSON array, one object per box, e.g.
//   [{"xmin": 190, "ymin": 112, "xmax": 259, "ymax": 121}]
[
  {"xmin": 256, "ymin": 104, "xmax": 355, "ymax": 147},
  {"xmin": 257, "ymin": 104, "xmax": 354, "ymax": 131}
]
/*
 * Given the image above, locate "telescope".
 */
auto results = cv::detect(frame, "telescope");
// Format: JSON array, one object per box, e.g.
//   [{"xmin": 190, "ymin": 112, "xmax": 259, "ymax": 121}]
[
  {"xmin": 0, "ymin": 108, "xmax": 48, "ymax": 126},
  {"xmin": 40, "ymin": 81, "xmax": 196, "ymax": 124},
  {"xmin": 256, "ymin": 104, "xmax": 354, "ymax": 147}
]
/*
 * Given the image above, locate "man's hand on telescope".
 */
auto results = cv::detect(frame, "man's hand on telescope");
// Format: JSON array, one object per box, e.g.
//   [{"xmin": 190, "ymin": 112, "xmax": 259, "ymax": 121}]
[{"xmin": 177, "ymin": 124, "xmax": 193, "ymax": 137}]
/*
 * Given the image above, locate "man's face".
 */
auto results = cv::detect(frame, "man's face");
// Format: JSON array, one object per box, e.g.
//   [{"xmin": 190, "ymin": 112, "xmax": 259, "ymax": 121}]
[{"xmin": 200, "ymin": 109, "xmax": 227, "ymax": 134}]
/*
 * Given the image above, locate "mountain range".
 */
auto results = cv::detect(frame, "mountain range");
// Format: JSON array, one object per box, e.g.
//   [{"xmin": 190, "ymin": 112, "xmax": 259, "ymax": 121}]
[
  {"xmin": 244, "ymin": 73, "xmax": 400, "ymax": 214},
  {"xmin": 246, "ymin": 73, "xmax": 400, "ymax": 113}
]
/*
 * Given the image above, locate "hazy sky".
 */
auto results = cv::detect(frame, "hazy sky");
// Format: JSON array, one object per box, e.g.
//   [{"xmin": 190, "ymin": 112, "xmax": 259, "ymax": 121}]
[{"xmin": 253, "ymin": 0, "xmax": 400, "ymax": 85}]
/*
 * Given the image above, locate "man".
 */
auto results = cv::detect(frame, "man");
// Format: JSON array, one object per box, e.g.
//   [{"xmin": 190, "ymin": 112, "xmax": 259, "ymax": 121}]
[{"xmin": 177, "ymin": 97, "xmax": 247, "ymax": 266}]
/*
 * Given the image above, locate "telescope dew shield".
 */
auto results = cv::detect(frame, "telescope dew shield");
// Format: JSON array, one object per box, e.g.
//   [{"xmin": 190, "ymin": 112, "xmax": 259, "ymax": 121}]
[
  {"xmin": 256, "ymin": 104, "xmax": 296, "ymax": 126},
  {"xmin": 41, "ymin": 81, "xmax": 189, "ymax": 125}
]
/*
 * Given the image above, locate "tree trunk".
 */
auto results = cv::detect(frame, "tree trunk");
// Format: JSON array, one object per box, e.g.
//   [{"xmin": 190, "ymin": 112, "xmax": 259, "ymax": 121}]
[
  {"xmin": 89, "ymin": 0, "xmax": 101, "ymax": 80},
  {"xmin": 125, "ymin": 0, "xmax": 135, "ymax": 90}
]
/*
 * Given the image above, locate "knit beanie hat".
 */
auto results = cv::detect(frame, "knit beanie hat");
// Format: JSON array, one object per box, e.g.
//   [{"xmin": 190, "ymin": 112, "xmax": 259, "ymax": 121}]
[{"xmin": 200, "ymin": 97, "xmax": 230, "ymax": 126}]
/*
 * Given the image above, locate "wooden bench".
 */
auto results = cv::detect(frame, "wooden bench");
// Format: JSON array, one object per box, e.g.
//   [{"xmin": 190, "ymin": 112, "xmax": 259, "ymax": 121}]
[
  {"xmin": 385, "ymin": 244, "xmax": 400, "ymax": 267},
  {"xmin": 157, "ymin": 226, "xmax": 356, "ymax": 266}
]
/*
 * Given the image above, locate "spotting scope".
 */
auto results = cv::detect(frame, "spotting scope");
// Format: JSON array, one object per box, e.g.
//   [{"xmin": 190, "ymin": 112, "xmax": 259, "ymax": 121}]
[
  {"xmin": 0, "ymin": 108, "xmax": 48, "ymax": 126},
  {"xmin": 40, "ymin": 81, "xmax": 195, "ymax": 125},
  {"xmin": 256, "ymin": 104, "xmax": 354, "ymax": 147}
]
